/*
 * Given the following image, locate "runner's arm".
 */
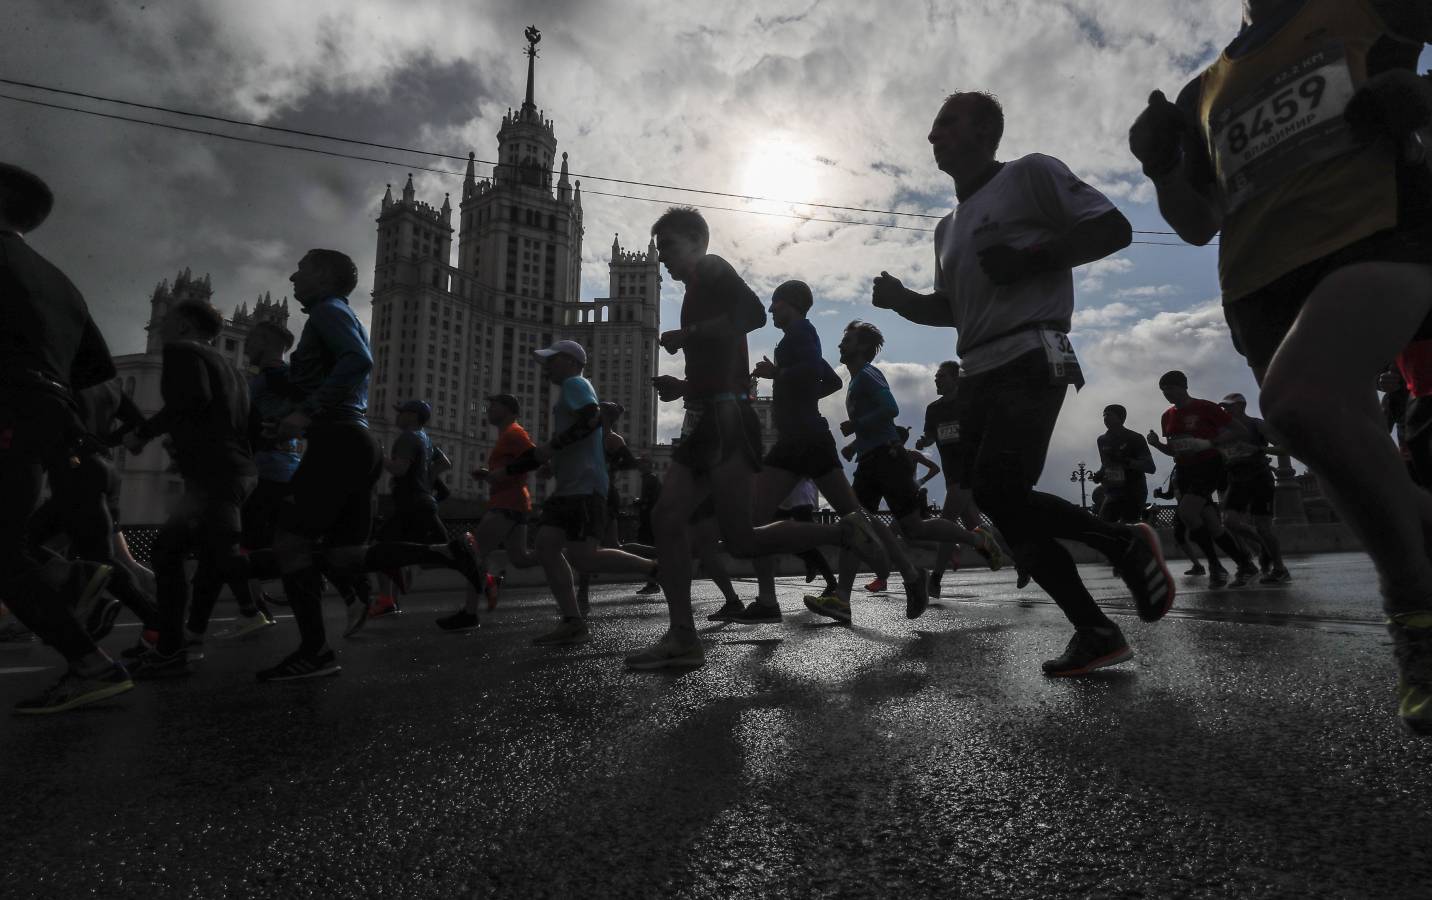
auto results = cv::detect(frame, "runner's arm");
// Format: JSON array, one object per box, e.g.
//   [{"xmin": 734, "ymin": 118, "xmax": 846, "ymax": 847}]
[
  {"xmin": 432, "ymin": 446, "xmax": 453, "ymax": 476},
  {"xmin": 548, "ymin": 403, "xmax": 602, "ymax": 452},
  {"xmin": 1144, "ymin": 81, "xmax": 1223, "ymax": 246},
  {"xmin": 913, "ymin": 452, "xmax": 941, "ymax": 485},
  {"xmin": 875, "ymin": 280, "xmax": 957, "ymax": 328},
  {"xmin": 137, "ymin": 346, "xmax": 212, "ymax": 440}
]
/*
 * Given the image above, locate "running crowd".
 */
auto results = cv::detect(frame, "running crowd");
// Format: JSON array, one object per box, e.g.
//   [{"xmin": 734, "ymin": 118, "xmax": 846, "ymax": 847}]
[{"xmin": 3, "ymin": 0, "xmax": 1431, "ymax": 736}]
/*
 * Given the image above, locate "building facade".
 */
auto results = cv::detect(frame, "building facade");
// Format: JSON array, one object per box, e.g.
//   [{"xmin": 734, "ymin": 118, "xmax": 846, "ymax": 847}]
[{"xmin": 366, "ymin": 30, "xmax": 660, "ymax": 503}]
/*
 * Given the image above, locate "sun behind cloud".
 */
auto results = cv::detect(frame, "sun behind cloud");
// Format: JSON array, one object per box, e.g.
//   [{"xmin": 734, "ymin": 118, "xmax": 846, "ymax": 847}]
[{"xmin": 738, "ymin": 136, "xmax": 821, "ymax": 207}]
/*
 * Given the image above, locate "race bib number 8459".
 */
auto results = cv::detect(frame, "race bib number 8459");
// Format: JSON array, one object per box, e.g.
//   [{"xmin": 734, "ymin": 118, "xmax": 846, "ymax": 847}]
[{"xmin": 1211, "ymin": 46, "xmax": 1358, "ymax": 211}]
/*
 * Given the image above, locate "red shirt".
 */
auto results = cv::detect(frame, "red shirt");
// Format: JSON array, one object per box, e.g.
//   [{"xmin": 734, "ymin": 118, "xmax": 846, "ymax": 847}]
[
  {"xmin": 1161, "ymin": 399, "xmax": 1230, "ymax": 463},
  {"xmin": 1397, "ymin": 340, "xmax": 1432, "ymax": 399},
  {"xmin": 487, "ymin": 423, "xmax": 534, "ymax": 512},
  {"xmin": 680, "ymin": 255, "xmax": 765, "ymax": 400}
]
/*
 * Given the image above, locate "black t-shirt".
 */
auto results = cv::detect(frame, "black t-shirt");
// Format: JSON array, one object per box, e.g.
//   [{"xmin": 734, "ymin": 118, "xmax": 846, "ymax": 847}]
[
  {"xmin": 1224, "ymin": 415, "xmax": 1274, "ymax": 480},
  {"xmin": 0, "ymin": 233, "xmax": 114, "ymax": 391},
  {"xmin": 680, "ymin": 255, "xmax": 766, "ymax": 401},
  {"xmin": 391, "ymin": 428, "xmax": 435, "ymax": 506},
  {"xmin": 922, "ymin": 394, "xmax": 962, "ymax": 463},
  {"xmin": 139, "ymin": 342, "xmax": 255, "ymax": 480},
  {"xmin": 1096, "ymin": 426, "xmax": 1154, "ymax": 496}
]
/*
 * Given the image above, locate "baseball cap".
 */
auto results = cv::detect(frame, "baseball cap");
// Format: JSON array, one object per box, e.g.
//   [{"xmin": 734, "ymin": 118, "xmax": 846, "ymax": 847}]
[
  {"xmin": 1220, "ymin": 392, "xmax": 1247, "ymax": 407},
  {"xmin": 533, "ymin": 339, "xmax": 587, "ymax": 366},
  {"xmin": 395, "ymin": 399, "xmax": 432, "ymax": 423},
  {"xmin": 0, "ymin": 162, "xmax": 54, "ymax": 233},
  {"xmin": 487, "ymin": 393, "xmax": 519, "ymax": 415}
]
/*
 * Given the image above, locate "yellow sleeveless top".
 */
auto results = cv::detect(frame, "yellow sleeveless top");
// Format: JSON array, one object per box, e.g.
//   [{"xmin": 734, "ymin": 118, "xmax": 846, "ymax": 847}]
[{"xmin": 1198, "ymin": 0, "xmax": 1405, "ymax": 301}]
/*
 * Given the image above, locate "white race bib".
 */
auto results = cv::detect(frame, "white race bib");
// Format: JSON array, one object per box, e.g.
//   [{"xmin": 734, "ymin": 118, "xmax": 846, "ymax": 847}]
[
  {"xmin": 1102, "ymin": 466, "xmax": 1126, "ymax": 487},
  {"xmin": 1211, "ymin": 45, "xmax": 1359, "ymax": 211},
  {"xmin": 937, "ymin": 422, "xmax": 960, "ymax": 445},
  {"xmin": 1038, "ymin": 329, "xmax": 1084, "ymax": 388},
  {"xmin": 1169, "ymin": 436, "xmax": 1203, "ymax": 456}
]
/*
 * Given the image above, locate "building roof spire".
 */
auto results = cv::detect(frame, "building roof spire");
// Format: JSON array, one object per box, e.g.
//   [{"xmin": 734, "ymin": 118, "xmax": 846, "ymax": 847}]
[{"xmin": 522, "ymin": 26, "xmax": 541, "ymax": 115}]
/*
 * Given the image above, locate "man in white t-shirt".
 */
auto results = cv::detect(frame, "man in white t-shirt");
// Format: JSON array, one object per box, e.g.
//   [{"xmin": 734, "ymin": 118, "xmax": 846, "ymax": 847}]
[{"xmin": 872, "ymin": 91, "xmax": 1175, "ymax": 677}]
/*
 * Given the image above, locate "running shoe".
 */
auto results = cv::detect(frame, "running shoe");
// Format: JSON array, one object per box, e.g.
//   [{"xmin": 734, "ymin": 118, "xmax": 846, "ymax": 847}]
[
  {"xmin": 1229, "ymin": 564, "xmax": 1260, "ymax": 588},
  {"xmin": 1259, "ymin": 550, "xmax": 1273, "ymax": 575},
  {"xmin": 1042, "ymin": 627, "xmax": 1133, "ymax": 677},
  {"xmin": 1260, "ymin": 567, "xmax": 1292, "ymax": 585},
  {"xmin": 706, "ymin": 599, "xmax": 746, "ymax": 622},
  {"xmin": 972, "ymin": 527, "xmax": 1006, "ymax": 571},
  {"xmin": 624, "ymin": 631, "xmax": 705, "ymax": 670},
  {"xmin": 436, "ymin": 610, "xmax": 480, "ymax": 632},
  {"xmin": 120, "ymin": 629, "xmax": 159, "ymax": 660},
  {"xmin": 838, "ymin": 510, "xmax": 890, "ymax": 574},
  {"xmin": 256, "ymin": 647, "xmax": 340, "ymax": 682},
  {"xmin": 1208, "ymin": 567, "xmax": 1230, "ymax": 587},
  {"xmin": 14, "ymin": 663, "xmax": 133, "ymax": 715},
  {"xmin": 344, "ymin": 598, "xmax": 370, "ymax": 638},
  {"xmin": 804, "ymin": 590, "xmax": 852, "ymax": 624},
  {"xmin": 635, "ymin": 580, "xmax": 662, "ymax": 596},
  {"xmin": 214, "ymin": 610, "xmax": 276, "ymax": 640},
  {"xmin": 927, "ymin": 570, "xmax": 943, "ymax": 600},
  {"xmin": 0, "ymin": 619, "xmax": 37, "ymax": 645},
  {"xmin": 1116, "ymin": 523, "xmax": 1175, "ymax": 623},
  {"xmin": 730, "ymin": 602, "xmax": 783, "ymax": 624},
  {"xmin": 905, "ymin": 568, "xmax": 930, "ymax": 620},
  {"xmin": 80, "ymin": 590, "xmax": 121, "ymax": 642},
  {"xmin": 128, "ymin": 648, "xmax": 192, "ymax": 679},
  {"xmin": 368, "ymin": 595, "xmax": 400, "ymax": 619},
  {"xmin": 1389, "ymin": 611, "xmax": 1432, "ymax": 736},
  {"xmin": 1016, "ymin": 568, "xmax": 1032, "ymax": 590},
  {"xmin": 183, "ymin": 635, "xmax": 206, "ymax": 661},
  {"xmin": 532, "ymin": 617, "xmax": 591, "ymax": 646},
  {"xmin": 1184, "ymin": 563, "xmax": 1206, "ymax": 576},
  {"xmin": 446, "ymin": 533, "xmax": 488, "ymax": 595},
  {"xmin": 864, "ymin": 577, "xmax": 888, "ymax": 593}
]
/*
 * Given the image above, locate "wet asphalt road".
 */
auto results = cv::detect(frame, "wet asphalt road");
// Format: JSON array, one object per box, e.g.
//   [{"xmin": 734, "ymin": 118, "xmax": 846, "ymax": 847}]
[{"xmin": 2, "ymin": 552, "xmax": 1431, "ymax": 899}]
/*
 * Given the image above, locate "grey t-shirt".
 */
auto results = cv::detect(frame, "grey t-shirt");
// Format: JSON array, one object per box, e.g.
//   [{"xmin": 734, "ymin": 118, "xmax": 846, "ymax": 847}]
[{"xmin": 932, "ymin": 153, "xmax": 1116, "ymax": 374}]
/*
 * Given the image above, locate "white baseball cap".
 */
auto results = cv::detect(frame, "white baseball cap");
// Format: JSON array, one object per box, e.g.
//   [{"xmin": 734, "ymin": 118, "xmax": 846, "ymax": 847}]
[
  {"xmin": 533, "ymin": 339, "xmax": 587, "ymax": 365},
  {"xmin": 1220, "ymin": 392, "xmax": 1247, "ymax": 407}
]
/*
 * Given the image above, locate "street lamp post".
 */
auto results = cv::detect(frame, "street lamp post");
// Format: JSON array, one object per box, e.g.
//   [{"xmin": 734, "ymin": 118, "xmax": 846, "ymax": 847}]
[{"xmin": 1070, "ymin": 461, "xmax": 1090, "ymax": 511}]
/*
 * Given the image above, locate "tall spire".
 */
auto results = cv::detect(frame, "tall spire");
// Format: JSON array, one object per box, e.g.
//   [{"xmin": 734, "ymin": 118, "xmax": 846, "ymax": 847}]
[
  {"xmin": 522, "ymin": 25, "xmax": 541, "ymax": 114},
  {"xmin": 463, "ymin": 151, "xmax": 476, "ymax": 200},
  {"xmin": 558, "ymin": 151, "xmax": 571, "ymax": 202},
  {"xmin": 402, "ymin": 173, "xmax": 415, "ymax": 203}
]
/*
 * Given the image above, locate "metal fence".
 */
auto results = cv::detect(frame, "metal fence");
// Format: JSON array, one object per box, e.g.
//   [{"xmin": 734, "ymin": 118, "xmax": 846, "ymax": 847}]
[{"xmin": 117, "ymin": 507, "xmax": 1181, "ymax": 566}]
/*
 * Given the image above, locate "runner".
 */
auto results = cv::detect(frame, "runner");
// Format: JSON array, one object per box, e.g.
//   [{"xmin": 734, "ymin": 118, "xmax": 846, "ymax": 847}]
[
  {"xmin": 1218, "ymin": 392, "xmax": 1292, "ymax": 583},
  {"xmin": 506, "ymin": 340, "xmax": 658, "ymax": 645},
  {"xmin": 1154, "ymin": 473, "xmax": 1212, "ymax": 575},
  {"xmin": 256, "ymin": 250, "xmax": 484, "ymax": 681},
  {"xmin": 122, "ymin": 300, "xmax": 257, "ymax": 678},
  {"xmin": 436, "ymin": 393, "xmax": 541, "ymax": 631},
  {"xmin": 634, "ymin": 213, "xmax": 888, "ymax": 668},
  {"xmin": 574, "ymin": 401, "xmax": 641, "ymax": 615},
  {"xmin": 775, "ymin": 479, "xmax": 837, "ymax": 596},
  {"xmin": 634, "ymin": 457, "xmax": 662, "ymax": 595},
  {"xmin": 0, "ymin": 162, "xmax": 132, "ymax": 714},
  {"xmin": 1146, "ymin": 371, "xmax": 1259, "ymax": 587},
  {"xmin": 1130, "ymin": 0, "xmax": 1432, "ymax": 729},
  {"xmin": 370, "ymin": 399, "xmax": 451, "ymax": 620},
  {"xmin": 873, "ymin": 92, "xmax": 1174, "ymax": 677},
  {"xmin": 1092, "ymin": 404, "xmax": 1157, "ymax": 524}
]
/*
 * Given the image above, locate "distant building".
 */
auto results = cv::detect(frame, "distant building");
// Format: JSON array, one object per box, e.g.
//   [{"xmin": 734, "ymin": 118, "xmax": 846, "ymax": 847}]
[{"xmin": 111, "ymin": 268, "xmax": 289, "ymax": 524}]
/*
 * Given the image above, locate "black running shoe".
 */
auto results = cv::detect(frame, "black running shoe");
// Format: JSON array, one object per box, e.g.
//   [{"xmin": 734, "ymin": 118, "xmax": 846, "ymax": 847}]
[
  {"xmin": 1229, "ymin": 564, "xmax": 1260, "ymax": 588},
  {"xmin": 446, "ymin": 533, "xmax": 487, "ymax": 594},
  {"xmin": 436, "ymin": 610, "xmax": 480, "ymax": 632},
  {"xmin": 706, "ymin": 599, "xmax": 746, "ymax": 622},
  {"xmin": 1016, "ymin": 568, "xmax": 1032, "ymax": 590},
  {"xmin": 1208, "ymin": 567, "xmax": 1230, "ymax": 587},
  {"xmin": 1117, "ymin": 523, "xmax": 1175, "ymax": 622},
  {"xmin": 128, "ymin": 649, "xmax": 192, "ymax": 680},
  {"xmin": 730, "ymin": 602, "xmax": 782, "ymax": 624},
  {"xmin": 905, "ymin": 568, "xmax": 930, "ymax": 620},
  {"xmin": 1042, "ymin": 627, "xmax": 1133, "ymax": 677},
  {"xmin": 257, "ymin": 648, "xmax": 340, "ymax": 682}
]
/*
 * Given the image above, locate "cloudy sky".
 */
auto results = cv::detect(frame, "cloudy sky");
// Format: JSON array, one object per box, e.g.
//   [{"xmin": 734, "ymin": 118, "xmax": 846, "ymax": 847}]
[{"xmin": 6, "ymin": 1, "xmax": 1425, "ymax": 505}]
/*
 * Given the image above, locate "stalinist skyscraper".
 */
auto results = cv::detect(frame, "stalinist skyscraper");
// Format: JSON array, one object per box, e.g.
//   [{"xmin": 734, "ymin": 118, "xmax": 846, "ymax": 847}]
[{"xmin": 368, "ymin": 26, "xmax": 660, "ymax": 503}]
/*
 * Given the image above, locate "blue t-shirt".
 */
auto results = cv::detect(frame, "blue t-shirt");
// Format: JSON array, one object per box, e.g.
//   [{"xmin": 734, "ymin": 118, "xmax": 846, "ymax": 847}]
[
  {"xmin": 552, "ymin": 376, "xmax": 608, "ymax": 497},
  {"xmin": 845, "ymin": 364, "xmax": 900, "ymax": 457},
  {"xmin": 288, "ymin": 296, "xmax": 372, "ymax": 426},
  {"xmin": 772, "ymin": 318, "xmax": 841, "ymax": 439},
  {"xmin": 248, "ymin": 365, "xmax": 302, "ymax": 483}
]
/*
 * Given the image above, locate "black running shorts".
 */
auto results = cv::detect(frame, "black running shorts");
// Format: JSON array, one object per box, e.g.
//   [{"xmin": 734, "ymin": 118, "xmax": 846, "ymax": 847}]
[
  {"xmin": 852, "ymin": 444, "xmax": 921, "ymax": 520},
  {"xmin": 763, "ymin": 430, "xmax": 841, "ymax": 480},
  {"xmin": 672, "ymin": 398, "xmax": 762, "ymax": 476},
  {"xmin": 1222, "ymin": 467, "xmax": 1275, "ymax": 517},
  {"xmin": 1175, "ymin": 457, "xmax": 1224, "ymax": 501},
  {"xmin": 377, "ymin": 499, "xmax": 448, "ymax": 544},
  {"xmin": 539, "ymin": 493, "xmax": 608, "ymax": 542}
]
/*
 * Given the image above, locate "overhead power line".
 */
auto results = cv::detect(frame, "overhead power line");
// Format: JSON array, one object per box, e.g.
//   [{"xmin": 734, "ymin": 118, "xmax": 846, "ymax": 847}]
[{"xmin": 0, "ymin": 78, "xmax": 1208, "ymax": 246}]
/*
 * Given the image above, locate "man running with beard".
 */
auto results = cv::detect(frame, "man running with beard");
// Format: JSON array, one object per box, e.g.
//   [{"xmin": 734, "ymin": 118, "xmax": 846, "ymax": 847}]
[
  {"xmin": 873, "ymin": 92, "xmax": 1174, "ymax": 677},
  {"xmin": 1130, "ymin": 0, "xmax": 1432, "ymax": 730},
  {"xmin": 1146, "ymin": 371, "xmax": 1259, "ymax": 587},
  {"xmin": 436, "ymin": 393, "xmax": 539, "ymax": 631},
  {"xmin": 1218, "ymin": 392, "xmax": 1292, "ymax": 583},
  {"xmin": 124, "ymin": 301, "xmax": 256, "ymax": 678},
  {"xmin": 257, "ymin": 250, "xmax": 485, "ymax": 681},
  {"xmin": 634, "ymin": 209, "xmax": 888, "ymax": 669},
  {"xmin": 728, "ymin": 279, "xmax": 919, "ymax": 624},
  {"xmin": 1092, "ymin": 404, "xmax": 1157, "ymax": 525},
  {"xmin": 0, "ymin": 162, "xmax": 133, "ymax": 714}
]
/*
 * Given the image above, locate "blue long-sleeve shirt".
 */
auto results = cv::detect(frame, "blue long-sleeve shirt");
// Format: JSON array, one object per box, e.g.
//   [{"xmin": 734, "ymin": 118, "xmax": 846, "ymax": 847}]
[
  {"xmin": 845, "ymin": 363, "xmax": 900, "ymax": 457},
  {"xmin": 288, "ymin": 296, "xmax": 371, "ymax": 426},
  {"xmin": 772, "ymin": 318, "xmax": 841, "ymax": 438}
]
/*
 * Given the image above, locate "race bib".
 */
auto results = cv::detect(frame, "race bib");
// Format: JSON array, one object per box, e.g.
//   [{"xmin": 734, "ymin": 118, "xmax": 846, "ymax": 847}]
[
  {"xmin": 1102, "ymin": 466, "xmax": 1126, "ymax": 487},
  {"xmin": 1210, "ymin": 45, "xmax": 1359, "ymax": 211},
  {"xmin": 937, "ymin": 422, "xmax": 960, "ymax": 445},
  {"xmin": 1039, "ymin": 329, "xmax": 1084, "ymax": 389},
  {"xmin": 1169, "ymin": 436, "xmax": 1203, "ymax": 456}
]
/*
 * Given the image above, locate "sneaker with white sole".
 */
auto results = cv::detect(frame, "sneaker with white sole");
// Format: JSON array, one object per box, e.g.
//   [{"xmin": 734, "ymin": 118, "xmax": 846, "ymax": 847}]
[
  {"xmin": 14, "ymin": 663, "xmax": 133, "ymax": 715},
  {"xmin": 214, "ymin": 610, "xmax": 276, "ymax": 640},
  {"xmin": 803, "ymin": 590, "xmax": 852, "ymax": 624},
  {"xmin": 256, "ymin": 647, "xmax": 340, "ymax": 682},
  {"xmin": 624, "ymin": 632, "xmax": 705, "ymax": 670}
]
